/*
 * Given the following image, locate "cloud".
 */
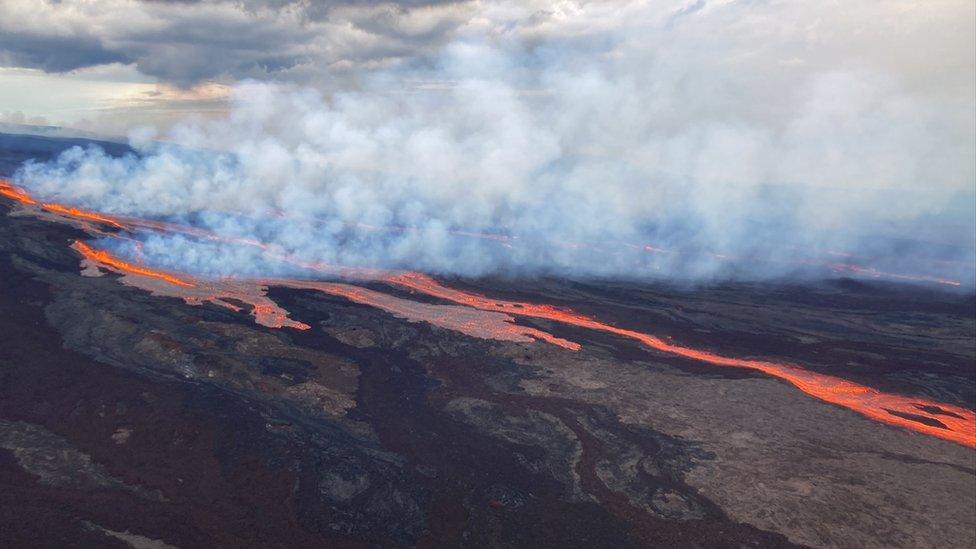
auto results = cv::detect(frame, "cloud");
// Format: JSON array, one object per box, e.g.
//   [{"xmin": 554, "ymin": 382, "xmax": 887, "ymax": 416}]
[
  {"xmin": 0, "ymin": 0, "xmax": 474, "ymax": 86},
  {"xmin": 5, "ymin": 1, "xmax": 974, "ymax": 287},
  {"xmin": 0, "ymin": 110, "xmax": 50, "ymax": 126},
  {"xmin": 0, "ymin": 31, "xmax": 128, "ymax": 72},
  {"xmin": 13, "ymin": 0, "xmax": 975, "ymax": 287}
]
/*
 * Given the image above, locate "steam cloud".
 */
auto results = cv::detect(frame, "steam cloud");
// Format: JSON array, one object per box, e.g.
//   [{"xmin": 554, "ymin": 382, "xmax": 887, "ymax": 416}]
[{"xmin": 13, "ymin": 1, "xmax": 976, "ymax": 287}]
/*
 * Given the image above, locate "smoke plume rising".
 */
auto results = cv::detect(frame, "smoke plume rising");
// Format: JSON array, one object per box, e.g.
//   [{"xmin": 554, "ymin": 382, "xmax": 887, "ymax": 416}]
[{"xmin": 13, "ymin": 1, "xmax": 976, "ymax": 287}]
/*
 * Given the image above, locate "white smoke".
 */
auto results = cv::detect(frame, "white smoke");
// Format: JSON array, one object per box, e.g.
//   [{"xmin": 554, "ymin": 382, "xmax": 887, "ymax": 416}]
[{"xmin": 14, "ymin": 0, "xmax": 976, "ymax": 286}]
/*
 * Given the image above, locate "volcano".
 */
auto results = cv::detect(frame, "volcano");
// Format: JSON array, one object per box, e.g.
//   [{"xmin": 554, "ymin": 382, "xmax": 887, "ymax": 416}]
[{"xmin": 0, "ymin": 132, "xmax": 974, "ymax": 548}]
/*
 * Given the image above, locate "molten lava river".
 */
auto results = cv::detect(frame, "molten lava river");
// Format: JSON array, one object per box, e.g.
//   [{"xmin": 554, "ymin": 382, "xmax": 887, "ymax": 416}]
[{"xmin": 2, "ymin": 179, "xmax": 974, "ymax": 448}]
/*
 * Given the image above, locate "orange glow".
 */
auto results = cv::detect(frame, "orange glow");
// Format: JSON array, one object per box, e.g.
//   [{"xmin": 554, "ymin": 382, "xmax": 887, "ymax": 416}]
[
  {"xmin": 269, "ymin": 279, "xmax": 580, "ymax": 350},
  {"xmin": 42, "ymin": 203, "xmax": 126, "ymax": 229},
  {"xmin": 386, "ymin": 272, "xmax": 976, "ymax": 447},
  {"xmin": 252, "ymin": 302, "xmax": 311, "ymax": 331},
  {"xmin": 73, "ymin": 241, "xmax": 310, "ymax": 330},
  {"xmin": 66, "ymin": 241, "xmax": 572, "ymax": 345},
  {"xmin": 0, "ymin": 180, "xmax": 37, "ymax": 205},
  {"xmin": 73, "ymin": 241, "xmax": 196, "ymax": 288},
  {"xmin": 3, "ymin": 179, "xmax": 960, "ymax": 288},
  {"xmin": 5, "ymin": 179, "xmax": 974, "ymax": 445},
  {"xmin": 2, "ymin": 180, "xmax": 129, "ymax": 230}
]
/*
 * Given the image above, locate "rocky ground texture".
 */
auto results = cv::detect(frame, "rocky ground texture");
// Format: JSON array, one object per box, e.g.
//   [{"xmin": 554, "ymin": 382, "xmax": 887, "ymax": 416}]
[{"xmin": 0, "ymin": 134, "xmax": 974, "ymax": 548}]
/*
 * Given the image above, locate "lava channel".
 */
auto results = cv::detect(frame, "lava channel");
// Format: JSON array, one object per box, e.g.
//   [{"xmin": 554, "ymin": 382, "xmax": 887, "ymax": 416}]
[
  {"xmin": 3, "ymin": 180, "xmax": 973, "ymax": 447},
  {"xmin": 73, "ymin": 240, "xmax": 310, "ymax": 330},
  {"xmin": 71, "ymin": 241, "xmax": 576, "ymax": 348},
  {"xmin": 0, "ymin": 180, "xmax": 37, "ymax": 205},
  {"xmin": 385, "ymin": 272, "xmax": 976, "ymax": 447}
]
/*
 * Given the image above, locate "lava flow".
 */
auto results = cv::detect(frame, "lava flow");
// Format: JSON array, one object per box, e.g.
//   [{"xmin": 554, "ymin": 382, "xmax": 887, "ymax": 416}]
[
  {"xmin": 2, "ymin": 179, "xmax": 961, "ymax": 288},
  {"xmin": 2, "ymin": 179, "xmax": 974, "ymax": 447},
  {"xmin": 74, "ymin": 241, "xmax": 195, "ymax": 287},
  {"xmin": 385, "ymin": 272, "xmax": 976, "ymax": 447},
  {"xmin": 42, "ymin": 203, "xmax": 126, "ymax": 229},
  {"xmin": 269, "ymin": 279, "xmax": 581, "ymax": 350},
  {"xmin": 72, "ymin": 240, "xmax": 576, "ymax": 348},
  {"xmin": 2, "ymin": 180, "xmax": 132, "ymax": 232},
  {"xmin": 0, "ymin": 180, "xmax": 36, "ymax": 205},
  {"xmin": 74, "ymin": 240, "xmax": 310, "ymax": 330}
]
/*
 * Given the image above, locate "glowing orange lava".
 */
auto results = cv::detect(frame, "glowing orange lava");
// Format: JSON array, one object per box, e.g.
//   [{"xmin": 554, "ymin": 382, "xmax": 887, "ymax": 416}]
[
  {"xmin": 42, "ymin": 203, "xmax": 126, "ymax": 229},
  {"xmin": 251, "ymin": 302, "xmax": 312, "ymax": 331},
  {"xmin": 73, "ymin": 241, "xmax": 311, "ymax": 330},
  {"xmin": 269, "ymin": 279, "xmax": 581, "ymax": 350},
  {"xmin": 3, "ymin": 178, "xmax": 961, "ymax": 287},
  {"xmin": 0, "ymin": 180, "xmax": 36, "ymax": 205},
  {"xmin": 70, "ymin": 241, "xmax": 572, "ymax": 346},
  {"xmin": 386, "ymin": 272, "xmax": 976, "ymax": 447},
  {"xmin": 4, "ymin": 179, "xmax": 974, "ymax": 446},
  {"xmin": 74, "ymin": 241, "xmax": 196, "ymax": 288}
]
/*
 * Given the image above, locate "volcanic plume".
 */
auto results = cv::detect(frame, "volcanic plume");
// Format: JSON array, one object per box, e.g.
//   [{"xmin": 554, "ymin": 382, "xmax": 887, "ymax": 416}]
[
  {"xmin": 1, "ymin": 2, "xmax": 974, "ymax": 546},
  {"xmin": 66, "ymin": 226, "xmax": 976, "ymax": 448},
  {"xmin": 2, "ymin": 179, "xmax": 973, "ymax": 448},
  {"xmin": 11, "ymin": 13, "xmax": 976, "ymax": 287}
]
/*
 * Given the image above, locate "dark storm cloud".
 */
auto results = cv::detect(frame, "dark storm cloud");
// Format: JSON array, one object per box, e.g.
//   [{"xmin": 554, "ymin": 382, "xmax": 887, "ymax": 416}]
[
  {"xmin": 0, "ymin": 31, "xmax": 130, "ymax": 72},
  {"xmin": 118, "ymin": 8, "xmax": 318, "ymax": 85},
  {"xmin": 0, "ymin": 0, "xmax": 471, "ymax": 85}
]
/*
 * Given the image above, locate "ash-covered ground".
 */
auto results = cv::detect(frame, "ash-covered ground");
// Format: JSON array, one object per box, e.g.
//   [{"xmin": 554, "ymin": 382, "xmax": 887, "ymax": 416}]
[{"xmin": 1, "ymin": 133, "xmax": 974, "ymax": 548}]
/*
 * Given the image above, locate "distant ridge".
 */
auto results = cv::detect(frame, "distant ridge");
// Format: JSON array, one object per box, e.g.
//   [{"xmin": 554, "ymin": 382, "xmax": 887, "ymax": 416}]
[
  {"xmin": 0, "ymin": 131, "xmax": 134, "ymax": 177},
  {"xmin": 0, "ymin": 123, "xmax": 126, "ymax": 144}
]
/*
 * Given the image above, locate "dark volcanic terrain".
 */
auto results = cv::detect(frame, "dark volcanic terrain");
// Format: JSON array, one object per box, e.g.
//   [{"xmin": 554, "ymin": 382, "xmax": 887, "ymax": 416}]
[{"xmin": 0, "ymin": 133, "xmax": 974, "ymax": 548}]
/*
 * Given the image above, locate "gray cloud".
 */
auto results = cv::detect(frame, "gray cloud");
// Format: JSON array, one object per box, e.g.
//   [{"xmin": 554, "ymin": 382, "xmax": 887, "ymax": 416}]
[
  {"xmin": 13, "ymin": 0, "xmax": 976, "ymax": 288},
  {"xmin": 0, "ymin": 0, "xmax": 472, "ymax": 86},
  {"xmin": 0, "ymin": 31, "xmax": 129, "ymax": 72},
  {"xmin": 4, "ymin": 1, "xmax": 974, "ymax": 288}
]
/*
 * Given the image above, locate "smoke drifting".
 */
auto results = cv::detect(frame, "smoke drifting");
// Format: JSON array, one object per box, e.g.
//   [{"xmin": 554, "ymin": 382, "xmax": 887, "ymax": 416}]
[{"xmin": 13, "ymin": 1, "xmax": 976, "ymax": 287}]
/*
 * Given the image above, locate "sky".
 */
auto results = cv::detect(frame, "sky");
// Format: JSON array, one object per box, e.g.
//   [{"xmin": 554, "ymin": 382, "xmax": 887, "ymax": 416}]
[
  {"xmin": 2, "ymin": 0, "xmax": 975, "ymax": 284},
  {"xmin": 2, "ymin": 1, "xmax": 973, "ymax": 134}
]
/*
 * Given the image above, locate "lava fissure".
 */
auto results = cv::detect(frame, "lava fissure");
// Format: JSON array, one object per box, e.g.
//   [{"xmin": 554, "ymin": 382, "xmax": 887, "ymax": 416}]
[
  {"xmin": 74, "ymin": 241, "xmax": 196, "ymax": 288},
  {"xmin": 1, "ymin": 179, "xmax": 961, "ymax": 288},
  {"xmin": 2, "ymin": 179, "xmax": 974, "ymax": 447},
  {"xmin": 0, "ymin": 180, "xmax": 37, "ymax": 205},
  {"xmin": 41, "ymin": 203, "xmax": 126, "ymax": 229},
  {"xmin": 383, "ymin": 272, "xmax": 976, "ymax": 447}
]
